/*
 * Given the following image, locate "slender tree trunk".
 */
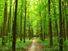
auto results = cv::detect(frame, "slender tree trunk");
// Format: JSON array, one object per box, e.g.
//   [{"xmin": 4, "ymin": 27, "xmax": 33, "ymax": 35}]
[
  {"xmin": 7, "ymin": 0, "xmax": 12, "ymax": 48},
  {"xmin": 62, "ymin": 18, "xmax": 66, "ymax": 41},
  {"xmin": 39, "ymin": 0, "xmax": 43, "ymax": 41},
  {"xmin": 24, "ymin": 0, "xmax": 27, "ymax": 43},
  {"xmin": 53, "ymin": 2, "xmax": 59, "ymax": 36},
  {"xmin": 8, "ymin": 0, "xmax": 12, "ymax": 33},
  {"xmin": 20, "ymin": 4, "xmax": 23, "ymax": 41},
  {"xmin": 43, "ymin": 5, "xmax": 46, "ymax": 40},
  {"xmin": 31, "ymin": 28, "xmax": 33, "ymax": 38},
  {"xmin": 39, "ymin": 11, "xmax": 43, "ymax": 40},
  {"xmin": 62, "ymin": 1, "xmax": 66, "ymax": 41},
  {"xmin": 40, "ymin": 21, "xmax": 43, "ymax": 40},
  {"xmin": 43, "ymin": 21, "xmax": 45, "ymax": 40},
  {"xmin": 28, "ymin": 13, "xmax": 31, "ymax": 40},
  {"xmin": 43, "ymin": 12, "xmax": 46, "ymax": 40},
  {"xmin": 66, "ymin": 23, "xmax": 68, "ymax": 38},
  {"xmin": 28, "ymin": 4, "xmax": 31, "ymax": 40},
  {"xmin": 28, "ymin": 26, "xmax": 31, "ymax": 40},
  {"xmin": 59, "ymin": 0, "xmax": 63, "ymax": 51},
  {"xmin": 2, "ymin": 0, "xmax": 8, "ymax": 45},
  {"xmin": 48, "ymin": 0, "xmax": 53, "ymax": 47},
  {"xmin": 12, "ymin": 0, "xmax": 18, "ymax": 51},
  {"xmin": 64, "ymin": 1, "xmax": 68, "ymax": 39}
]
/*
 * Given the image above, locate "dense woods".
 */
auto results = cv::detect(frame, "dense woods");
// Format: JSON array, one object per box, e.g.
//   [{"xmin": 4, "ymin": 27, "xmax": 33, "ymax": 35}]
[{"xmin": 0, "ymin": 0, "xmax": 68, "ymax": 51}]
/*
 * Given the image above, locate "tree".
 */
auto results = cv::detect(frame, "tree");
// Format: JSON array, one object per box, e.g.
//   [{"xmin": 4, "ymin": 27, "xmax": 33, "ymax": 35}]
[
  {"xmin": 8, "ymin": 0, "xmax": 12, "ymax": 34},
  {"xmin": 65, "ymin": 0, "xmax": 68, "ymax": 38},
  {"xmin": 12, "ymin": 0, "xmax": 18, "ymax": 51},
  {"xmin": 28, "ymin": 9, "xmax": 31, "ymax": 40},
  {"xmin": 48, "ymin": 0, "xmax": 53, "ymax": 47},
  {"xmin": 24, "ymin": 0, "xmax": 27, "ymax": 43},
  {"xmin": 59, "ymin": 0, "xmax": 63, "ymax": 51},
  {"xmin": 62, "ymin": 1, "xmax": 66, "ymax": 41},
  {"xmin": 20, "ymin": 1, "xmax": 23, "ymax": 41},
  {"xmin": 39, "ymin": 0, "xmax": 43, "ymax": 40},
  {"xmin": 53, "ymin": 0, "xmax": 59, "ymax": 36},
  {"xmin": 2, "ymin": 0, "xmax": 8, "ymax": 45}
]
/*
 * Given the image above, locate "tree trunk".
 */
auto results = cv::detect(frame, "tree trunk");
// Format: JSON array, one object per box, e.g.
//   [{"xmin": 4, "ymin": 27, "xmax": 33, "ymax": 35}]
[
  {"xmin": 43, "ymin": 5, "xmax": 46, "ymax": 40},
  {"xmin": 62, "ymin": 1, "xmax": 66, "ymax": 41},
  {"xmin": 64, "ymin": 0, "xmax": 68, "ymax": 39},
  {"xmin": 8, "ymin": 0, "xmax": 12, "ymax": 33},
  {"xmin": 59, "ymin": 0, "xmax": 63, "ymax": 51},
  {"xmin": 2, "ymin": 0, "xmax": 8, "ymax": 45},
  {"xmin": 28, "ymin": 14, "xmax": 31, "ymax": 40},
  {"xmin": 12, "ymin": 0, "xmax": 18, "ymax": 51},
  {"xmin": 24, "ymin": 0, "xmax": 27, "ymax": 43},
  {"xmin": 48, "ymin": 0, "xmax": 53, "ymax": 47},
  {"xmin": 20, "ymin": 4, "xmax": 23, "ymax": 41},
  {"xmin": 53, "ymin": 1, "xmax": 59, "ymax": 36}
]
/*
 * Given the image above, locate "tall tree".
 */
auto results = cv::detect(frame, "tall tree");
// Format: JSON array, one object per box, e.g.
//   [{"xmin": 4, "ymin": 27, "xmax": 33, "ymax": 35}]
[
  {"xmin": 48, "ymin": 0, "xmax": 53, "ymax": 47},
  {"xmin": 62, "ymin": 1, "xmax": 66, "ymax": 41},
  {"xmin": 39, "ymin": 0, "xmax": 43, "ymax": 40},
  {"xmin": 27, "ymin": 1, "xmax": 31, "ymax": 40},
  {"xmin": 59, "ymin": 0, "xmax": 63, "ymax": 51},
  {"xmin": 12, "ymin": 0, "xmax": 18, "ymax": 51},
  {"xmin": 28, "ymin": 9, "xmax": 31, "ymax": 40},
  {"xmin": 8, "ymin": 0, "xmax": 12, "ymax": 33},
  {"xmin": 43, "ymin": 1, "xmax": 47, "ymax": 40},
  {"xmin": 20, "ymin": 1, "xmax": 23, "ymax": 41},
  {"xmin": 24, "ymin": 0, "xmax": 27, "ymax": 43},
  {"xmin": 65, "ymin": 0, "xmax": 68, "ymax": 38},
  {"xmin": 53, "ymin": 0, "xmax": 59, "ymax": 36},
  {"xmin": 2, "ymin": 0, "xmax": 8, "ymax": 45}
]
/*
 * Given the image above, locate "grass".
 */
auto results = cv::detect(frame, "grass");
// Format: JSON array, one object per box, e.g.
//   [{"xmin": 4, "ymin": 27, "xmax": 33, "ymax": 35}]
[
  {"xmin": 0, "ymin": 38, "xmax": 31, "ymax": 51},
  {"xmin": 38, "ymin": 37, "xmax": 68, "ymax": 51}
]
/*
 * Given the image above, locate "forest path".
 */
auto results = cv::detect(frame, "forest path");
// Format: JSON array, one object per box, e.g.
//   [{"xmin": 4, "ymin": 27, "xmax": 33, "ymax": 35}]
[{"xmin": 27, "ymin": 38, "xmax": 45, "ymax": 51}]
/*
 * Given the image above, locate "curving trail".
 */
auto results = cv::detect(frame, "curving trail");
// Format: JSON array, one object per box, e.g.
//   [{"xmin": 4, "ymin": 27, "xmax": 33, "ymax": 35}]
[{"xmin": 27, "ymin": 38, "xmax": 44, "ymax": 51}]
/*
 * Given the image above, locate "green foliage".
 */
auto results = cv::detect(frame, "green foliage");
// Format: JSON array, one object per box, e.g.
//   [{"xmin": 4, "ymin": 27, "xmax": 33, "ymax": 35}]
[{"xmin": 0, "ymin": 0, "xmax": 68, "ymax": 51}]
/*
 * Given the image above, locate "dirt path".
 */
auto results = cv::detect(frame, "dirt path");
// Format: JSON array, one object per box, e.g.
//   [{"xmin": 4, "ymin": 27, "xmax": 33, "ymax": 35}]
[{"xmin": 27, "ymin": 38, "xmax": 44, "ymax": 51}]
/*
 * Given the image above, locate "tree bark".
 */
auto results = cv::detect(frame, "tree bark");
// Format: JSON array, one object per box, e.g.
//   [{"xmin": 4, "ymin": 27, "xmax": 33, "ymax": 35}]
[
  {"xmin": 8, "ymin": 0, "xmax": 12, "ymax": 33},
  {"xmin": 12, "ymin": 0, "xmax": 18, "ymax": 51},
  {"xmin": 48, "ymin": 0, "xmax": 53, "ymax": 47},
  {"xmin": 2, "ymin": 0, "xmax": 8, "ymax": 45},
  {"xmin": 20, "ymin": 4, "xmax": 23, "ymax": 41},
  {"xmin": 24, "ymin": 0, "xmax": 27, "ymax": 43},
  {"xmin": 59, "ymin": 0, "xmax": 63, "ymax": 51},
  {"xmin": 53, "ymin": 1, "xmax": 59, "ymax": 36}
]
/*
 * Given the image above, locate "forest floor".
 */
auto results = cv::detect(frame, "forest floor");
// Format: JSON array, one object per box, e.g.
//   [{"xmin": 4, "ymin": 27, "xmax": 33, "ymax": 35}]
[{"xmin": 27, "ymin": 38, "xmax": 45, "ymax": 51}]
